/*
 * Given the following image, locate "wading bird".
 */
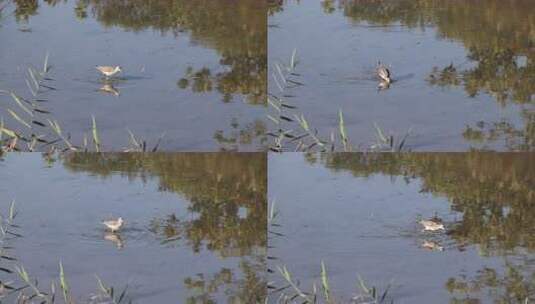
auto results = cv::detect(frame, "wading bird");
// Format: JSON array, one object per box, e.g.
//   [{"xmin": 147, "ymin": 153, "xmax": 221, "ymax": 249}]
[
  {"xmin": 376, "ymin": 61, "xmax": 392, "ymax": 84},
  {"xmin": 419, "ymin": 218, "xmax": 445, "ymax": 232},
  {"xmin": 96, "ymin": 65, "xmax": 122, "ymax": 78},
  {"xmin": 102, "ymin": 217, "xmax": 124, "ymax": 233}
]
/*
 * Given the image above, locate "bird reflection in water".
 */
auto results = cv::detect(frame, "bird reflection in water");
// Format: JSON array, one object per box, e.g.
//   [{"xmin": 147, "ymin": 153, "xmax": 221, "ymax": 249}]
[
  {"xmin": 421, "ymin": 240, "xmax": 444, "ymax": 252},
  {"xmin": 104, "ymin": 232, "xmax": 124, "ymax": 249},
  {"xmin": 98, "ymin": 83, "xmax": 120, "ymax": 97}
]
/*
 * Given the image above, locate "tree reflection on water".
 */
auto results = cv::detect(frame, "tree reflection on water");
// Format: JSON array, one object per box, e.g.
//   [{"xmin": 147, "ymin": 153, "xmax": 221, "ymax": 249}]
[
  {"xmin": 61, "ymin": 152, "xmax": 267, "ymax": 302},
  {"xmin": 313, "ymin": 152, "xmax": 535, "ymax": 302},
  {"xmin": 272, "ymin": 0, "xmax": 535, "ymax": 150}
]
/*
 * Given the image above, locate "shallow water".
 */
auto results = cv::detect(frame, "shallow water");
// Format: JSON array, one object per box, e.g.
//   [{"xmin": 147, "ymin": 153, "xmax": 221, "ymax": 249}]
[
  {"xmin": 0, "ymin": 0, "xmax": 267, "ymax": 151},
  {"xmin": 268, "ymin": 153, "xmax": 535, "ymax": 303},
  {"xmin": 268, "ymin": 0, "xmax": 535, "ymax": 151},
  {"xmin": 0, "ymin": 153, "xmax": 266, "ymax": 302}
]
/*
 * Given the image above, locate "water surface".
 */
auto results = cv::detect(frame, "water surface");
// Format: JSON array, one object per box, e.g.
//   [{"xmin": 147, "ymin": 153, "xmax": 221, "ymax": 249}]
[
  {"xmin": 0, "ymin": 0, "xmax": 267, "ymax": 151},
  {"xmin": 268, "ymin": 0, "xmax": 535, "ymax": 151},
  {"xmin": 0, "ymin": 152, "xmax": 266, "ymax": 302},
  {"xmin": 268, "ymin": 153, "xmax": 535, "ymax": 303}
]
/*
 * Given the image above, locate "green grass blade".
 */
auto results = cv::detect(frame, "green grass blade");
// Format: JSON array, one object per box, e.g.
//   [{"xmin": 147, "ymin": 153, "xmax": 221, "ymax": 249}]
[
  {"xmin": 43, "ymin": 52, "xmax": 50, "ymax": 74},
  {"xmin": 7, "ymin": 109, "xmax": 32, "ymax": 129},
  {"xmin": 0, "ymin": 124, "xmax": 18, "ymax": 139},
  {"xmin": 91, "ymin": 115, "xmax": 100, "ymax": 152},
  {"xmin": 95, "ymin": 275, "xmax": 108, "ymax": 294},
  {"xmin": 321, "ymin": 261, "xmax": 331, "ymax": 302},
  {"xmin": 339, "ymin": 109, "xmax": 348, "ymax": 151},
  {"xmin": 9, "ymin": 200, "xmax": 16, "ymax": 221},
  {"xmin": 10, "ymin": 92, "xmax": 34, "ymax": 117},
  {"xmin": 290, "ymin": 48, "xmax": 297, "ymax": 70},
  {"xmin": 59, "ymin": 261, "xmax": 70, "ymax": 303}
]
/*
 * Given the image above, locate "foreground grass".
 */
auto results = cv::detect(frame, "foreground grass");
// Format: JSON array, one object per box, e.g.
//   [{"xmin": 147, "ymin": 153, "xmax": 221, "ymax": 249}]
[
  {"xmin": 273, "ymin": 263, "xmax": 393, "ymax": 304},
  {"xmin": 267, "ymin": 202, "xmax": 394, "ymax": 304}
]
